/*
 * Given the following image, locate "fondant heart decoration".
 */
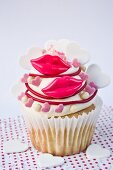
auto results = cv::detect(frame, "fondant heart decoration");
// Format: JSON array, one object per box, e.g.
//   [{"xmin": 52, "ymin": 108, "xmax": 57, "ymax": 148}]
[
  {"xmin": 31, "ymin": 76, "xmax": 41, "ymax": 86},
  {"xmin": 55, "ymin": 104, "xmax": 64, "ymax": 112},
  {"xmin": 18, "ymin": 92, "xmax": 25, "ymax": 100},
  {"xmin": 21, "ymin": 74, "xmax": 29, "ymax": 83},
  {"xmin": 66, "ymin": 42, "xmax": 90, "ymax": 64},
  {"xmin": 87, "ymin": 64, "xmax": 110, "ymax": 88},
  {"xmin": 86, "ymin": 144, "xmax": 110, "ymax": 159},
  {"xmin": 42, "ymin": 76, "xmax": 83, "ymax": 98},
  {"xmin": 79, "ymin": 72, "xmax": 88, "ymax": 80},
  {"xmin": 19, "ymin": 47, "xmax": 43, "ymax": 70},
  {"xmin": 85, "ymin": 85, "xmax": 95, "ymax": 95},
  {"xmin": 25, "ymin": 98, "xmax": 34, "ymax": 107},
  {"xmin": 3, "ymin": 140, "xmax": 28, "ymax": 153},
  {"xmin": 41, "ymin": 102, "xmax": 50, "ymax": 112},
  {"xmin": 72, "ymin": 58, "xmax": 81, "ymax": 68},
  {"xmin": 37, "ymin": 153, "xmax": 64, "ymax": 168},
  {"xmin": 31, "ymin": 54, "xmax": 70, "ymax": 75}
]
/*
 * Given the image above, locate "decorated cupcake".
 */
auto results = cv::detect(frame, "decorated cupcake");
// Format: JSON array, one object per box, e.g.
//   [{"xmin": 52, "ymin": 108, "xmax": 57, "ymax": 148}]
[{"xmin": 12, "ymin": 39, "xmax": 110, "ymax": 156}]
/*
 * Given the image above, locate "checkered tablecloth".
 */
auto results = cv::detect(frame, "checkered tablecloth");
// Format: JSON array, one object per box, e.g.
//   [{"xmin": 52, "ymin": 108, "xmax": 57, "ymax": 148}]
[{"xmin": 0, "ymin": 105, "xmax": 113, "ymax": 170}]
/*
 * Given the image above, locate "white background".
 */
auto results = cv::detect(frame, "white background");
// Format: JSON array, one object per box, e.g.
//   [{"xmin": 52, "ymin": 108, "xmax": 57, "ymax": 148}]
[{"xmin": 0, "ymin": 0, "xmax": 113, "ymax": 117}]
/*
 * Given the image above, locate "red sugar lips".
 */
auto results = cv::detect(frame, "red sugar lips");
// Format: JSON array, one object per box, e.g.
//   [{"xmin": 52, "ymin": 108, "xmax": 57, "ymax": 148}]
[
  {"xmin": 42, "ymin": 76, "xmax": 83, "ymax": 98},
  {"xmin": 30, "ymin": 54, "xmax": 70, "ymax": 75}
]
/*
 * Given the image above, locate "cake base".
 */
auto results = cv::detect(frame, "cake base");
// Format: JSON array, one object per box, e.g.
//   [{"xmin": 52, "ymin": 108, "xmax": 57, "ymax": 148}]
[
  {"xmin": 21, "ymin": 96, "xmax": 102, "ymax": 156},
  {"xmin": 30, "ymin": 124, "xmax": 95, "ymax": 156}
]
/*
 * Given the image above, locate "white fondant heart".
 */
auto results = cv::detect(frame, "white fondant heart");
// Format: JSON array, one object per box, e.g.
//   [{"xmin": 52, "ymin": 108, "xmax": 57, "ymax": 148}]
[
  {"xmin": 87, "ymin": 64, "xmax": 110, "ymax": 88},
  {"xmin": 86, "ymin": 144, "xmax": 110, "ymax": 159},
  {"xmin": 44, "ymin": 40, "xmax": 57, "ymax": 50},
  {"xmin": 66, "ymin": 42, "xmax": 90, "ymax": 64},
  {"xmin": 3, "ymin": 140, "xmax": 28, "ymax": 153},
  {"xmin": 37, "ymin": 153, "xmax": 64, "ymax": 168},
  {"xmin": 54, "ymin": 39, "xmax": 70, "ymax": 52},
  {"xmin": 11, "ymin": 81, "xmax": 26, "ymax": 97},
  {"xmin": 45, "ymin": 39, "xmax": 70, "ymax": 53},
  {"xmin": 19, "ymin": 47, "xmax": 42, "ymax": 69}
]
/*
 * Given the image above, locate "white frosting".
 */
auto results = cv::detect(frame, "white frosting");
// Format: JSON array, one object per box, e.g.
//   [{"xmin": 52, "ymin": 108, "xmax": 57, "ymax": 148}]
[
  {"xmin": 22, "ymin": 66, "xmax": 97, "ymax": 117},
  {"xmin": 60, "ymin": 65, "xmax": 79, "ymax": 74},
  {"xmin": 23, "ymin": 90, "xmax": 97, "ymax": 117},
  {"xmin": 23, "ymin": 96, "xmax": 96, "ymax": 117},
  {"xmin": 16, "ymin": 39, "xmax": 109, "ymax": 120}
]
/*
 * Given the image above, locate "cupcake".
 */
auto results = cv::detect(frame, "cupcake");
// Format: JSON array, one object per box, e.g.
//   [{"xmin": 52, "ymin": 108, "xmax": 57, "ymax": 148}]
[{"xmin": 13, "ymin": 39, "xmax": 110, "ymax": 156}]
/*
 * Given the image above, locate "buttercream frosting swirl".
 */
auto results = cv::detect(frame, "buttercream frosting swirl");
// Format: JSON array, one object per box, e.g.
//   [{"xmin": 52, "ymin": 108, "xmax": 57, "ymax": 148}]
[{"xmin": 18, "ymin": 48, "xmax": 98, "ymax": 117}]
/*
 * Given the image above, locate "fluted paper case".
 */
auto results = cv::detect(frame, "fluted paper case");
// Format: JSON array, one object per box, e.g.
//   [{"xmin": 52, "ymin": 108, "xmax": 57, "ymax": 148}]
[{"xmin": 21, "ymin": 96, "xmax": 102, "ymax": 156}]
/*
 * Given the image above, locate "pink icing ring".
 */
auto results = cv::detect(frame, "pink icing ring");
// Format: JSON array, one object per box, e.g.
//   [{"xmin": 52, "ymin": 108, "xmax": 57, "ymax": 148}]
[{"xmin": 25, "ymin": 89, "xmax": 97, "ymax": 105}]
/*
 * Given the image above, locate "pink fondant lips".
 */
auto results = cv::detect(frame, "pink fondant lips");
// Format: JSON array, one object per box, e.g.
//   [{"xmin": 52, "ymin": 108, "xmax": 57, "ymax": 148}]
[
  {"xmin": 30, "ymin": 54, "xmax": 70, "ymax": 75},
  {"xmin": 42, "ymin": 76, "xmax": 83, "ymax": 98}
]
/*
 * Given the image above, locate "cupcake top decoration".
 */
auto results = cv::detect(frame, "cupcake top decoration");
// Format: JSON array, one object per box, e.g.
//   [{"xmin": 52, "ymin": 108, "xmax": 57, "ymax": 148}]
[{"xmin": 12, "ymin": 39, "xmax": 110, "ymax": 116}]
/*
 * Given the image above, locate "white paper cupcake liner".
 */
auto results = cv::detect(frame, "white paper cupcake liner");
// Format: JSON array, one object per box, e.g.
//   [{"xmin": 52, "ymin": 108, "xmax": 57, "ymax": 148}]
[{"xmin": 20, "ymin": 96, "xmax": 103, "ymax": 156}]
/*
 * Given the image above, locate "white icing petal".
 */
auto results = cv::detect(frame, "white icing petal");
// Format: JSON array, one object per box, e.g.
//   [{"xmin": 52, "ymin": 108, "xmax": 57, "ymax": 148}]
[
  {"xmin": 87, "ymin": 64, "xmax": 110, "ymax": 88},
  {"xmin": 74, "ymin": 49, "xmax": 90, "ymax": 64},
  {"xmin": 11, "ymin": 81, "xmax": 26, "ymax": 97},
  {"xmin": 66, "ymin": 42, "xmax": 80, "ymax": 57},
  {"xmin": 70, "ymin": 105, "xmax": 77, "ymax": 113},
  {"xmin": 54, "ymin": 39, "xmax": 70, "ymax": 52},
  {"xmin": 19, "ymin": 47, "xmax": 42, "ymax": 70}
]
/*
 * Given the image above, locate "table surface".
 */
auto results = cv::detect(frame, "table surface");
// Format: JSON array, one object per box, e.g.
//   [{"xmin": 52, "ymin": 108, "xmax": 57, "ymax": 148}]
[{"xmin": 0, "ymin": 105, "xmax": 113, "ymax": 170}]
